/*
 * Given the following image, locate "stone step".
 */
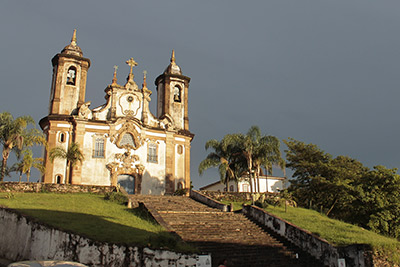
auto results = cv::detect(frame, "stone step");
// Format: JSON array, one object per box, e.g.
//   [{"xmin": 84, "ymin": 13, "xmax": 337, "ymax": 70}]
[{"xmin": 127, "ymin": 195, "xmax": 323, "ymax": 267}]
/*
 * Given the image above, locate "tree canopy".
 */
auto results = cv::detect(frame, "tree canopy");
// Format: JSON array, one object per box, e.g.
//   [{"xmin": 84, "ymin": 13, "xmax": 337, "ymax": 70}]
[
  {"xmin": 0, "ymin": 112, "xmax": 45, "ymax": 182},
  {"xmin": 49, "ymin": 142, "xmax": 84, "ymax": 184},
  {"xmin": 199, "ymin": 126, "xmax": 284, "ymax": 193},
  {"xmin": 284, "ymin": 138, "xmax": 400, "ymax": 238}
]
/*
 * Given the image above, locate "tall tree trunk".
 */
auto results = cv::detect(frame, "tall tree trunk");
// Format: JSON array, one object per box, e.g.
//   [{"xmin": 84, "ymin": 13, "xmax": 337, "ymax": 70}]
[
  {"xmin": 256, "ymin": 165, "xmax": 261, "ymax": 193},
  {"xmin": 26, "ymin": 170, "xmax": 30, "ymax": 183},
  {"xmin": 19, "ymin": 171, "xmax": 22, "ymax": 183},
  {"xmin": 65, "ymin": 161, "xmax": 70, "ymax": 184},
  {"xmin": 1, "ymin": 148, "xmax": 10, "ymax": 182},
  {"xmin": 326, "ymin": 198, "xmax": 338, "ymax": 216}
]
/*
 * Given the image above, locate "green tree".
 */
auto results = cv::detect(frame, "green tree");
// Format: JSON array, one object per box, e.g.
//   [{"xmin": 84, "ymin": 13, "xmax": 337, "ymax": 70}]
[
  {"xmin": 12, "ymin": 150, "xmax": 45, "ymax": 182},
  {"xmin": 199, "ymin": 136, "xmax": 244, "ymax": 191},
  {"xmin": 0, "ymin": 112, "xmax": 45, "ymax": 182},
  {"xmin": 234, "ymin": 126, "xmax": 284, "ymax": 193},
  {"xmin": 49, "ymin": 142, "xmax": 84, "ymax": 184},
  {"xmin": 284, "ymin": 138, "xmax": 367, "ymax": 217},
  {"xmin": 353, "ymin": 166, "xmax": 400, "ymax": 238}
]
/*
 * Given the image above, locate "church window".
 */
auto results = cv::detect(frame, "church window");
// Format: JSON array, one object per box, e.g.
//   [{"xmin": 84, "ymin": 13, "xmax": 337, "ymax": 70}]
[
  {"xmin": 147, "ymin": 143, "xmax": 158, "ymax": 163},
  {"xmin": 173, "ymin": 85, "xmax": 181, "ymax": 102},
  {"xmin": 242, "ymin": 184, "xmax": 249, "ymax": 192},
  {"xmin": 177, "ymin": 144, "xmax": 183, "ymax": 154},
  {"xmin": 66, "ymin": 66, "xmax": 77, "ymax": 85},
  {"xmin": 177, "ymin": 182, "xmax": 184, "ymax": 190},
  {"xmin": 59, "ymin": 132, "xmax": 66, "ymax": 143},
  {"xmin": 93, "ymin": 138, "xmax": 105, "ymax": 158},
  {"xmin": 120, "ymin": 133, "xmax": 135, "ymax": 146}
]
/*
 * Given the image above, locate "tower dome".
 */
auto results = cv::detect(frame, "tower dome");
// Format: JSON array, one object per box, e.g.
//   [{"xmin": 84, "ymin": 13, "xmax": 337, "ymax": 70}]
[
  {"xmin": 61, "ymin": 29, "xmax": 83, "ymax": 57},
  {"xmin": 164, "ymin": 50, "xmax": 182, "ymax": 75}
]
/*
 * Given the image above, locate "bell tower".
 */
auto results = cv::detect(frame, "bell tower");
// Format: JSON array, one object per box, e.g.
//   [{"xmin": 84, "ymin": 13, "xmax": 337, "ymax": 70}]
[
  {"xmin": 155, "ymin": 50, "xmax": 191, "ymax": 131},
  {"xmin": 49, "ymin": 29, "xmax": 91, "ymax": 115}
]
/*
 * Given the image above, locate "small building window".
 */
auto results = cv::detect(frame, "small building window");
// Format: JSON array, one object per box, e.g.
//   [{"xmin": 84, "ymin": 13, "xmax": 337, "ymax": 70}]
[
  {"xmin": 55, "ymin": 175, "xmax": 63, "ymax": 184},
  {"xmin": 93, "ymin": 138, "xmax": 105, "ymax": 158},
  {"xmin": 173, "ymin": 85, "xmax": 181, "ymax": 102},
  {"xmin": 242, "ymin": 184, "xmax": 249, "ymax": 192},
  {"xmin": 147, "ymin": 143, "xmax": 158, "ymax": 163},
  {"xmin": 229, "ymin": 185, "xmax": 234, "ymax": 192},
  {"xmin": 177, "ymin": 182, "xmax": 184, "ymax": 190},
  {"xmin": 66, "ymin": 66, "xmax": 77, "ymax": 85},
  {"xmin": 59, "ymin": 132, "xmax": 66, "ymax": 143}
]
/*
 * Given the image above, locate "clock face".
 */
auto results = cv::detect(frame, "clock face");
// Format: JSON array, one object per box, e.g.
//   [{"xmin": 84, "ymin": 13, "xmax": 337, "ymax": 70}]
[{"xmin": 119, "ymin": 93, "xmax": 140, "ymax": 116}]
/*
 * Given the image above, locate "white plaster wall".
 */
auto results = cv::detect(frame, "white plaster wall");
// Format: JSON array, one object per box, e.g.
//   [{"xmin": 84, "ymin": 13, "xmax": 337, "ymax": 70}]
[
  {"xmin": 51, "ymin": 130, "xmax": 70, "ymax": 183},
  {"xmin": 80, "ymin": 132, "xmax": 111, "ymax": 186},
  {"xmin": 141, "ymin": 140, "xmax": 166, "ymax": 195},
  {"xmin": 0, "ymin": 208, "xmax": 197, "ymax": 266},
  {"xmin": 115, "ymin": 91, "xmax": 143, "ymax": 120}
]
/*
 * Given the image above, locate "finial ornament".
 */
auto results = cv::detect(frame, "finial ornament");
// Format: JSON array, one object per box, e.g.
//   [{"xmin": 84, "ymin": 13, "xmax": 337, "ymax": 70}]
[
  {"xmin": 142, "ymin": 70, "xmax": 147, "ymax": 88},
  {"xmin": 71, "ymin": 29, "xmax": 77, "ymax": 46},
  {"xmin": 126, "ymin": 57, "xmax": 138, "ymax": 79},
  {"xmin": 171, "ymin": 50, "xmax": 176, "ymax": 64},
  {"xmin": 112, "ymin": 65, "xmax": 118, "ymax": 85}
]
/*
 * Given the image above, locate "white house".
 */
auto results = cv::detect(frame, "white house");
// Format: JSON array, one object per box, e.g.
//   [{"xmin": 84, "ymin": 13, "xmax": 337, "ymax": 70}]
[{"xmin": 200, "ymin": 176, "xmax": 287, "ymax": 193}]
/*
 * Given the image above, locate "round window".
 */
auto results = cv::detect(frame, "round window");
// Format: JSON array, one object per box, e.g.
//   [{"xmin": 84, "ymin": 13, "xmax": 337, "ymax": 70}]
[{"xmin": 177, "ymin": 145, "xmax": 183, "ymax": 154}]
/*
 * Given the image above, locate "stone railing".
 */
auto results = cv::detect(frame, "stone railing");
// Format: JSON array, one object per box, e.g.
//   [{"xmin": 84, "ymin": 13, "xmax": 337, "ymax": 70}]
[
  {"xmin": 198, "ymin": 190, "xmax": 278, "ymax": 202},
  {"xmin": 0, "ymin": 182, "xmax": 115, "ymax": 194},
  {"xmin": 242, "ymin": 205, "xmax": 372, "ymax": 267},
  {"xmin": 0, "ymin": 207, "xmax": 197, "ymax": 266},
  {"xmin": 190, "ymin": 190, "xmax": 229, "ymax": 211}
]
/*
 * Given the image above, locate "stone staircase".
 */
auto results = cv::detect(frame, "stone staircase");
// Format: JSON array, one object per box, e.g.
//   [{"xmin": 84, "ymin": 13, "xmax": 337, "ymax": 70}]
[{"xmin": 129, "ymin": 195, "xmax": 323, "ymax": 267}]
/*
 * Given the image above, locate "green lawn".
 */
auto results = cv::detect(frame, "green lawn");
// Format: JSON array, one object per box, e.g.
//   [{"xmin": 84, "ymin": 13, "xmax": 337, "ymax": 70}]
[
  {"xmin": 221, "ymin": 199, "xmax": 400, "ymax": 264},
  {"xmin": 0, "ymin": 192, "xmax": 192, "ymax": 252}
]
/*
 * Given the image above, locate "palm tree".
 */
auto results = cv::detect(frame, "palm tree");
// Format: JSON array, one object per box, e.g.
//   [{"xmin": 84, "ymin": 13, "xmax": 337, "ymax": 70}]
[
  {"xmin": 253, "ymin": 134, "xmax": 285, "ymax": 192},
  {"xmin": 0, "ymin": 112, "xmax": 45, "ymax": 182},
  {"xmin": 237, "ymin": 126, "xmax": 284, "ymax": 193},
  {"xmin": 12, "ymin": 150, "xmax": 45, "ymax": 182},
  {"xmin": 49, "ymin": 142, "xmax": 84, "ymax": 184},
  {"xmin": 198, "ymin": 136, "xmax": 242, "ymax": 192}
]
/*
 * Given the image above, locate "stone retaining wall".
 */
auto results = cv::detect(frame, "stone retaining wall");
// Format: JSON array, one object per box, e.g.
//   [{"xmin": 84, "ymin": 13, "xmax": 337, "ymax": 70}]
[
  {"xmin": 0, "ymin": 208, "xmax": 197, "ymax": 267},
  {"xmin": 0, "ymin": 182, "xmax": 115, "ymax": 194},
  {"xmin": 198, "ymin": 190, "xmax": 278, "ymax": 202},
  {"xmin": 242, "ymin": 205, "xmax": 372, "ymax": 267},
  {"xmin": 190, "ymin": 190, "xmax": 228, "ymax": 211}
]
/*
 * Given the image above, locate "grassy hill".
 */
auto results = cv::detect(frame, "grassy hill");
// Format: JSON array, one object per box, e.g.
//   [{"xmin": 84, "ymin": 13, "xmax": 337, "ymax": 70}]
[
  {"xmin": 221, "ymin": 199, "xmax": 400, "ymax": 265},
  {"xmin": 0, "ymin": 192, "xmax": 192, "ymax": 252}
]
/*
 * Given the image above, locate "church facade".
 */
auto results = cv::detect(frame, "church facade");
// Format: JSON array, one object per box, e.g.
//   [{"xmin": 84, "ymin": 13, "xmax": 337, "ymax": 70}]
[{"xmin": 39, "ymin": 30, "xmax": 194, "ymax": 195}]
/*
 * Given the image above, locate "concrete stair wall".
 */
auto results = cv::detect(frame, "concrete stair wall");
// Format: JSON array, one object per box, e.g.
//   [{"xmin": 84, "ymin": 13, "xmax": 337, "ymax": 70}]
[{"xmin": 129, "ymin": 195, "xmax": 324, "ymax": 267}]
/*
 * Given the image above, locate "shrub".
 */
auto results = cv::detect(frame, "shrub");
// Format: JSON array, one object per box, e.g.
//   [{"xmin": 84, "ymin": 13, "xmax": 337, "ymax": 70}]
[
  {"xmin": 104, "ymin": 192, "xmax": 128, "ymax": 205},
  {"xmin": 173, "ymin": 188, "xmax": 188, "ymax": 196}
]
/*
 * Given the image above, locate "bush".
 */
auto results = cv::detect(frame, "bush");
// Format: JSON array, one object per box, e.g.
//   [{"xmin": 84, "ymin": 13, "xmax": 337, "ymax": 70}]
[
  {"xmin": 173, "ymin": 188, "xmax": 189, "ymax": 196},
  {"xmin": 255, "ymin": 200, "xmax": 268, "ymax": 209},
  {"xmin": 104, "ymin": 192, "xmax": 128, "ymax": 205}
]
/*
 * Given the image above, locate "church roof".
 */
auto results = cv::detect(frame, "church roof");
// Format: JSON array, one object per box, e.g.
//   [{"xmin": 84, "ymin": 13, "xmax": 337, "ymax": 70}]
[
  {"xmin": 61, "ymin": 29, "xmax": 83, "ymax": 57},
  {"xmin": 163, "ymin": 50, "xmax": 182, "ymax": 75}
]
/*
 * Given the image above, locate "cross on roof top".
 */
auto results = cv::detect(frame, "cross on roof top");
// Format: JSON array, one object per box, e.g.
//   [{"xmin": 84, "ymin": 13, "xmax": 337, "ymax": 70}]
[{"xmin": 126, "ymin": 57, "xmax": 138, "ymax": 77}]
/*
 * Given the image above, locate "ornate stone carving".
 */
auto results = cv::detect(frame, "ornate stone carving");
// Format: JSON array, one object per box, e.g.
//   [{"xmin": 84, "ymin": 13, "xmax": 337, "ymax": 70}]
[
  {"xmin": 119, "ymin": 93, "xmax": 141, "ymax": 116},
  {"xmin": 78, "ymin": 101, "xmax": 92, "ymax": 119},
  {"xmin": 110, "ymin": 122, "xmax": 141, "ymax": 150},
  {"xmin": 106, "ymin": 150, "xmax": 145, "ymax": 194}
]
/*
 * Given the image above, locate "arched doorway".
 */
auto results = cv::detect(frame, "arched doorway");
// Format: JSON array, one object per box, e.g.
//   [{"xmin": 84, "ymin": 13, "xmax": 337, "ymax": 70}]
[{"xmin": 118, "ymin": 174, "xmax": 135, "ymax": 194}]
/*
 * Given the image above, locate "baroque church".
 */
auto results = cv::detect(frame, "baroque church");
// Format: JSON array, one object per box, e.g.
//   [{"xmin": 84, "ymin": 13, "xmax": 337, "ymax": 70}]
[{"xmin": 39, "ymin": 30, "xmax": 194, "ymax": 195}]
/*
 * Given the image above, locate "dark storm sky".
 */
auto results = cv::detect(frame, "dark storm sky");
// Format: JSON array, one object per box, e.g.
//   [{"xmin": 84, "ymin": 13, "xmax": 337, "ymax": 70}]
[{"xmin": 1, "ymin": 1, "xmax": 400, "ymax": 188}]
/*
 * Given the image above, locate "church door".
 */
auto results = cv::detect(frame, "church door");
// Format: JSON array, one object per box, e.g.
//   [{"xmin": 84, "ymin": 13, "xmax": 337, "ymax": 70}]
[{"xmin": 118, "ymin": 174, "xmax": 135, "ymax": 194}]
